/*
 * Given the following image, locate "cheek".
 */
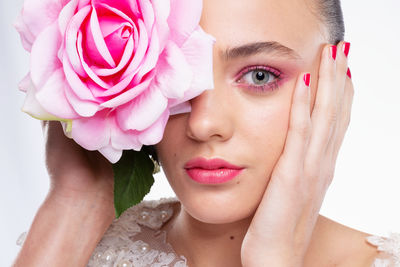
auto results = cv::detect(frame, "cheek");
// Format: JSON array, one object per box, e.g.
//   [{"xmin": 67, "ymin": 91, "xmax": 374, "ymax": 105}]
[
  {"xmin": 237, "ymin": 91, "xmax": 292, "ymax": 172},
  {"xmin": 225, "ymin": 91, "xmax": 291, "ymax": 212},
  {"xmin": 258, "ymin": 105, "xmax": 289, "ymax": 155},
  {"xmin": 240, "ymin": 103, "xmax": 290, "ymax": 185},
  {"xmin": 155, "ymin": 115, "xmax": 186, "ymax": 169}
]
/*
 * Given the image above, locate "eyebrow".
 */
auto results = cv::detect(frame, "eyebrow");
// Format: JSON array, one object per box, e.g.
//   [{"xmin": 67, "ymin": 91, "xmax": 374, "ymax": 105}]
[{"xmin": 221, "ymin": 41, "xmax": 301, "ymax": 60}]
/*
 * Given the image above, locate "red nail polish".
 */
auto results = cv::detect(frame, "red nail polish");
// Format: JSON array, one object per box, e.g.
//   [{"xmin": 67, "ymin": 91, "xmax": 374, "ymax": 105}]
[
  {"xmin": 343, "ymin": 42, "xmax": 351, "ymax": 57},
  {"xmin": 331, "ymin": 45, "xmax": 337, "ymax": 60},
  {"xmin": 347, "ymin": 68, "xmax": 352, "ymax": 79},
  {"xmin": 303, "ymin": 73, "xmax": 311, "ymax": 87}
]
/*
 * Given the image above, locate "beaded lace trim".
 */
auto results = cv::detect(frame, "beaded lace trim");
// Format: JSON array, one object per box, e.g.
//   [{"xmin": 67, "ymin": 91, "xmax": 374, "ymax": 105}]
[
  {"xmin": 16, "ymin": 197, "xmax": 400, "ymax": 267},
  {"xmin": 17, "ymin": 196, "xmax": 187, "ymax": 267},
  {"xmin": 366, "ymin": 233, "xmax": 400, "ymax": 267}
]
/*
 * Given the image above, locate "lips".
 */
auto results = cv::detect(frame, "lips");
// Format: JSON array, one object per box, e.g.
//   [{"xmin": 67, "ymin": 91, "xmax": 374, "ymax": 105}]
[
  {"xmin": 184, "ymin": 157, "xmax": 243, "ymax": 170},
  {"xmin": 184, "ymin": 157, "xmax": 244, "ymax": 184}
]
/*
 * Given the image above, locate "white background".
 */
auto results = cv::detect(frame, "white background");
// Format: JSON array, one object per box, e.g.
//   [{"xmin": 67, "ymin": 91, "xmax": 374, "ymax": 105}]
[{"xmin": 1, "ymin": 0, "xmax": 400, "ymax": 266}]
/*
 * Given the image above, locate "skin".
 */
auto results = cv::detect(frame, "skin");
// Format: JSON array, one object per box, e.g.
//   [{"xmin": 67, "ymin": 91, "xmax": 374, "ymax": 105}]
[
  {"xmin": 155, "ymin": 0, "xmax": 382, "ymax": 266},
  {"xmin": 12, "ymin": 0, "xmax": 384, "ymax": 266}
]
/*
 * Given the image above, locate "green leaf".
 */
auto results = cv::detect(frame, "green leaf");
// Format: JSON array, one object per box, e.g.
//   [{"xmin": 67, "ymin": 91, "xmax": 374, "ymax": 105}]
[{"xmin": 113, "ymin": 149, "xmax": 155, "ymax": 218}]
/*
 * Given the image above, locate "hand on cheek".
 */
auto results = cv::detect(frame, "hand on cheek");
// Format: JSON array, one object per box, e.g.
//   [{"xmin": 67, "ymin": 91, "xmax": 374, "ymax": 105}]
[{"xmin": 241, "ymin": 42, "xmax": 354, "ymax": 267}]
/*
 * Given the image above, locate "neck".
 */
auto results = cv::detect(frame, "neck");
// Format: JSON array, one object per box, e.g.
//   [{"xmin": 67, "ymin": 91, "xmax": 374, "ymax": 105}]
[{"xmin": 165, "ymin": 202, "xmax": 254, "ymax": 267}]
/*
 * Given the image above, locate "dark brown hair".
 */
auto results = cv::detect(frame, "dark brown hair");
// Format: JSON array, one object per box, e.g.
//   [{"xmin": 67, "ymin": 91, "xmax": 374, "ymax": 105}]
[{"xmin": 316, "ymin": 0, "xmax": 345, "ymax": 44}]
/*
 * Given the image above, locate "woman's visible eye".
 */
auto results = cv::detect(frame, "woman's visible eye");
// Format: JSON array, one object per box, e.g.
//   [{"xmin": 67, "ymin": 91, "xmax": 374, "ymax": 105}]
[{"xmin": 235, "ymin": 66, "xmax": 282, "ymax": 93}]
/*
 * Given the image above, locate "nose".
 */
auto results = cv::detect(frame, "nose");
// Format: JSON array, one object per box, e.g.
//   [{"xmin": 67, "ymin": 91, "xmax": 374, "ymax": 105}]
[{"xmin": 186, "ymin": 87, "xmax": 234, "ymax": 143}]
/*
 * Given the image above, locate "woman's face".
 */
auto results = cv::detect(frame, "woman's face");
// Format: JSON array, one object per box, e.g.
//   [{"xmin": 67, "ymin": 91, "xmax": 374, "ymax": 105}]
[{"xmin": 156, "ymin": 0, "xmax": 328, "ymax": 223}]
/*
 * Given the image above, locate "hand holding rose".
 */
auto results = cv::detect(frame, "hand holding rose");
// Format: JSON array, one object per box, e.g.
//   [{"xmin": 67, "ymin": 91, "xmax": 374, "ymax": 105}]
[{"xmin": 42, "ymin": 120, "xmax": 115, "ymax": 205}]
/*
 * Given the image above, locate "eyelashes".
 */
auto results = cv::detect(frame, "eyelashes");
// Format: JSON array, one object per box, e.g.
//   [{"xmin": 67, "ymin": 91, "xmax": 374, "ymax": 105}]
[{"xmin": 235, "ymin": 65, "xmax": 282, "ymax": 93}]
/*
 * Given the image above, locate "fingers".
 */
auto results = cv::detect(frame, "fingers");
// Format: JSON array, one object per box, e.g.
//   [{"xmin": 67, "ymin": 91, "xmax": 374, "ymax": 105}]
[
  {"xmin": 278, "ymin": 72, "xmax": 312, "ymax": 175},
  {"xmin": 306, "ymin": 44, "xmax": 339, "ymax": 164},
  {"xmin": 329, "ymin": 70, "xmax": 354, "ymax": 163},
  {"xmin": 306, "ymin": 42, "xmax": 352, "ymax": 168},
  {"xmin": 324, "ymin": 42, "xmax": 353, "ymax": 163}
]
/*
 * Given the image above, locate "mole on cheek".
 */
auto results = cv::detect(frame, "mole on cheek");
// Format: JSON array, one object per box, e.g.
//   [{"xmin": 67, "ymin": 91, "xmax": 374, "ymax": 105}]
[
  {"xmin": 236, "ymin": 181, "xmax": 240, "ymax": 184},
  {"xmin": 230, "ymin": 236, "xmax": 235, "ymax": 240}
]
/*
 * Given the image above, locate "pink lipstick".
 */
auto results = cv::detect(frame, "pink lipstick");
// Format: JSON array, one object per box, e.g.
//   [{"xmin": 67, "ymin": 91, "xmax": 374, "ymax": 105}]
[{"xmin": 184, "ymin": 157, "xmax": 244, "ymax": 184}]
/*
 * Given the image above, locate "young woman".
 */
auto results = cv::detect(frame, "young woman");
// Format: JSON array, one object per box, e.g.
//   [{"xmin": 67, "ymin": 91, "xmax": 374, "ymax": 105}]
[{"xmin": 12, "ymin": 0, "xmax": 399, "ymax": 266}]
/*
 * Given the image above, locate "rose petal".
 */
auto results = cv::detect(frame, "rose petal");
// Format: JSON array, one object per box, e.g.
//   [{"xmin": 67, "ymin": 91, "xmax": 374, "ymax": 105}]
[
  {"xmin": 30, "ymin": 21, "xmax": 62, "ymax": 89},
  {"xmin": 21, "ymin": 75, "xmax": 61, "ymax": 121},
  {"xmin": 169, "ymin": 27, "xmax": 215, "ymax": 109},
  {"xmin": 65, "ymin": 5, "xmax": 91, "ymax": 77},
  {"xmin": 99, "ymin": 145, "xmax": 123, "ymax": 163},
  {"xmin": 81, "ymin": 11, "xmax": 113, "ymax": 68},
  {"xmin": 119, "ymin": 19, "xmax": 148, "ymax": 79},
  {"xmin": 35, "ymin": 68, "xmax": 80, "ymax": 119},
  {"xmin": 78, "ymin": 0, "xmax": 90, "ymax": 10},
  {"xmin": 137, "ymin": 0, "xmax": 154, "ymax": 34},
  {"xmin": 132, "ymin": 26, "xmax": 160, "ymax": 84},
  {"xmin": 88, "ymin": 6, "xmax": 116, "ymax": 67},
  {"xmin": 169, "ymin": 101, "xmax": 191, "ymax": 115},
  {"xmin": 100, "ymin": 72, "xmax": 153, "ymax": 108},
  {"xmin": 58, "ymin": 0, "xmax": 79, "ymax": 36},
  {"xmin": 64, "ymin": 83, "xmax": 99, "ymax": 117},
  {"xmin": 20, "ymin": 0, "xmax": 66, "ymax": 38},
  {"xmin": 93, "ymin": 69, "xmax": 136, "ymax": 98},
  {"xmin": 95, "ymin": 0, "xmax": 138, "ymax": 19},
  {"xmin": 60, "ymin": 120, "xmax": 73, "ymax": 137},
  {"xmin": 110, "ymin": 120, "xmax": 142, "ymax": 151},
  {"xmin": 92, "ymin": 35, "xmax": 135, "ymax": 77},
  {"xmin": 116, "ymin": 85, "xmax": 168, "ymax": 131},
  {"xmin": 14, "ymin": 12, "xmax": 35, "ymax": 52},
  {"xmin": 82, "ymin": 4, "xmax": 136, "ymax": 68},
  {"xmin": 168, "ymin": 0, "xmax": 202, "ymax": 46},
  {"xmin": 154, "ymin": 41, "xmax": 193, "ymax": 99},
  {"xmin": 77, "ymin": 32, "xmax": 111, "ymax": 89},
  {"xmin": 138, "ymin": 109, "xmax": 169, "ymax": 145},
  {"xmin": 99, "ymin": 3, "xmax": 135, "ymax": 28},
  {"xmin": 181, "ymin": 27, "xmax": 215, "ymax": 91},
  {"xmin": 63, "ymin": 54, "xmax": 98, "ymax": 101},
  {"xmin": 97, "ymin": 18, "xmax": 128, "ymax": 39},
  {"xmin": 151, "ymin": 0, "xmax": 170, "ymax": 50},
  {"xmin": 87, "ymin": 81, "xmax": 106, "ymax": 97},
  {"xmin": 103, "ymin": 23, "xmax": 132, "ymax": 64},
  {"xmin": 18, "ymin": 73, "xmax": 32, "ymax": 92},
  {"xmin": 71, "ymin": 109, "xmax": 110, "ymax": 150}
]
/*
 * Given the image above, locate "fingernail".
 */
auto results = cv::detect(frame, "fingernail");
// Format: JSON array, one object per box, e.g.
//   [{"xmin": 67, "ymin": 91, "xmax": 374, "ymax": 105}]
[
  {"xmin": 303, "ymin": 73, "xmax": 311, "ymax": 87},
  {"xmin": 330, "ymin": 45, "xmax": 337, "ymax": 60},
  {"xmin": 343, "ymin": 42, "xmax": 351, "ymax": 57},
  {"xmin": 347, "ymin": 68, "xmax": 352, "ymax": 79}
]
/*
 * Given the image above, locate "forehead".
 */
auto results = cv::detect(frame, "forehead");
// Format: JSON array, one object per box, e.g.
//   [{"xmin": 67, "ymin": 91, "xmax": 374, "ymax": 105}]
[{"xmin": 199, "ymin": 0, "xmax": 327, "ymax": 59}]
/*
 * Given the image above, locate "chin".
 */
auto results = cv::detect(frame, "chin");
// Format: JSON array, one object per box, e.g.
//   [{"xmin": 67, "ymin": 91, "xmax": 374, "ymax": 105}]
[{"xmin": 178, "ymin": 191, "xmax": 258, "ymax": 225}]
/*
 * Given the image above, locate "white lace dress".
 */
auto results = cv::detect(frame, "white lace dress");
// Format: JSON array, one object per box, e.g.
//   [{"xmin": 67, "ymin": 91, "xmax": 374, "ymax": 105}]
[{"xmin": 16, "ymin": 196, "xmax": 400, "ymax": 267}]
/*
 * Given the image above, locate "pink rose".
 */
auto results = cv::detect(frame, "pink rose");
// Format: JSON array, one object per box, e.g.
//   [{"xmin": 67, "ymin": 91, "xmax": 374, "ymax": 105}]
[{"xmin": 15, "ymin": 0, "xmax": 215, "ymax": 163}]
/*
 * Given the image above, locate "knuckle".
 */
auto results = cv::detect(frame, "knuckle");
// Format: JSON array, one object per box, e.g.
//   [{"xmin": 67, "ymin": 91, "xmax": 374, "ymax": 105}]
[
  {"xmin": 272, "ymin": 163, "xmax": 303, "ymax": 188},
  {"xmin": 327, "ymin": 111, "xmax": 338, "ymax": 126},
  {"xmin": 343, "ymin": 112, "xmax": 352, "ymax": 128},
  {"xmin": 304, "ymin": 164, "xmax": 320, "ymax": 181},
  {"xmin": 326, "ymin": 105, "xmax": 339, "ymax": 125},
  {"xmin": 275, "ymin": 170, "xmax": 303, "ymax": 189},
  {"xmin": 304, "ymin": 156, "xmax": 324, "ymax": 176},
  {"xmin": 291, "ymin": 120, "xmax": 312, "ymax": 139}
]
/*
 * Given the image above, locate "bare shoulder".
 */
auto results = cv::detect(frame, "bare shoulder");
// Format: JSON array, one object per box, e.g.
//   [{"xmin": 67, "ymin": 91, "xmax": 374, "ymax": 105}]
[{"xmin": 304, "ymin": 214, "xmax": 381, "ymax": 267}]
